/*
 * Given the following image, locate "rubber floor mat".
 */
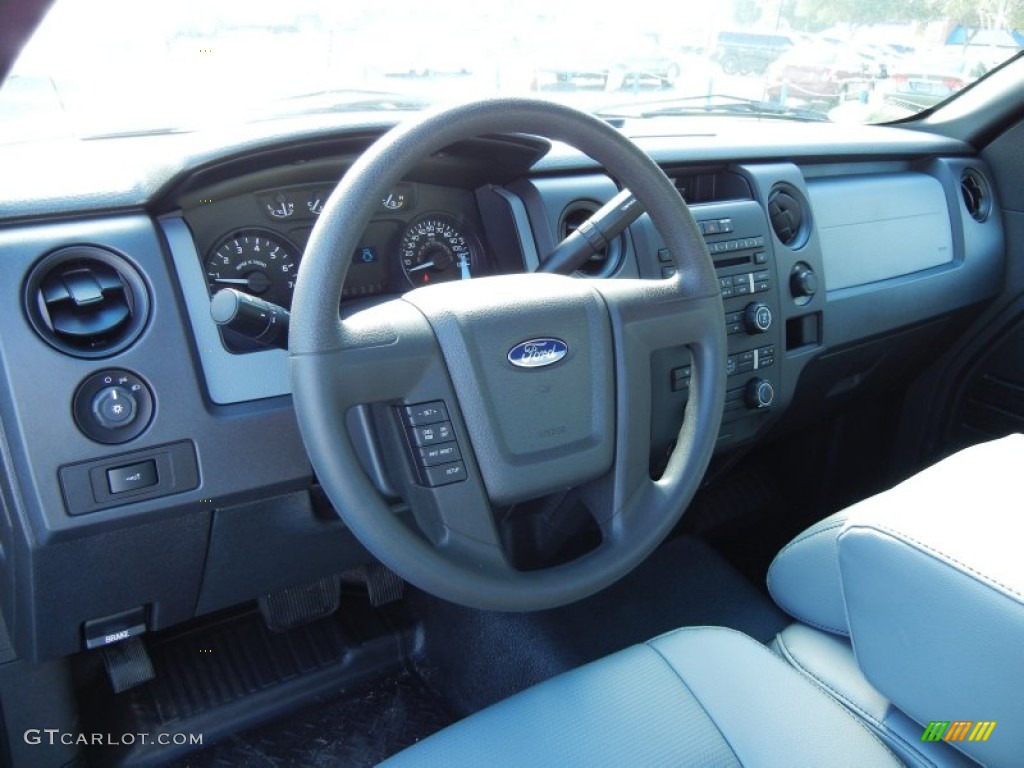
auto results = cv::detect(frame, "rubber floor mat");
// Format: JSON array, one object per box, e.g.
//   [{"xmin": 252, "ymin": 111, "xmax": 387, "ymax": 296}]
[
  {"xmin": 171, "ymin": 671, "xmax": 453, "ymax": 767},
  {"xmin": 79, "ymin": 598, "xmax": 419, "ymax": 767}
]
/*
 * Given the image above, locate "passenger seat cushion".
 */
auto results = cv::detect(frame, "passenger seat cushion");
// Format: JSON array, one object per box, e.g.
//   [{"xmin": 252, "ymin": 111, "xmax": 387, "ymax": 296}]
[
  {"xmin": 766, "ymin": 509, "xmax": 850, "ymax": 635},
  {"xmin": 380, "ymin": 626, "xmax": 900, "ymax": 767},
  {"xmin": 838, "ymin": 433, "xmax": 1024, "ymax": 768}
]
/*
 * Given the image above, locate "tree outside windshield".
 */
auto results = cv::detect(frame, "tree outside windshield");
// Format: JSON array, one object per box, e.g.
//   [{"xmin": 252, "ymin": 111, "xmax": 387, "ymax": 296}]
[{"xmin": 1, "ymin": 0, "xmax": 1021, "ymax": 142}]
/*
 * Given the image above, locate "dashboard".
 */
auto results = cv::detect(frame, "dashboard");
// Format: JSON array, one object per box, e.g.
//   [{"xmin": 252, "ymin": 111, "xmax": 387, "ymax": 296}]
[{"xmin": 0, "ymin": 114, "xmax": 1008, "ymax": 661}]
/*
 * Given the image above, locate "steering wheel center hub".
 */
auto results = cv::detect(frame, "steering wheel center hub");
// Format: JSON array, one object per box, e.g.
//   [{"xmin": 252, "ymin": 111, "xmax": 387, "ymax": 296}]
[{"xmin": 403, "ymin": 273, "xmax": 614, "ymax": 506}]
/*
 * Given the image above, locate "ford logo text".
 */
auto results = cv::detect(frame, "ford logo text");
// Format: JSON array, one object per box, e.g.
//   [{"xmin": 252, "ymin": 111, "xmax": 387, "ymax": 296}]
[{"xmin": 507, "ymin": 338, "xmax": 568, "ymax": 369}]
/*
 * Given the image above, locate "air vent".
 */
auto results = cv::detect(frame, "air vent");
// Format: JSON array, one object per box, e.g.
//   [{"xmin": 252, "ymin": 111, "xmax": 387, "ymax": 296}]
[
  {"xmin": 559, "ymin": 202, "xmax": 623, "ymax": 278},
  {"xmin": 960, "ymin": 169, "xmax": 990, "ymax": 222},
  {"xmin": 24, "ymin": 246, "xmax": 149, "ymax": 358},
  {"xmin": 767, "ymin": 186, "xmax": 807, "ymax": 248}
]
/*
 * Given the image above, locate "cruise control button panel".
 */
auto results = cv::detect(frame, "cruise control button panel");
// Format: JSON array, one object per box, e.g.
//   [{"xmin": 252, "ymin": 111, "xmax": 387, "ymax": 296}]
[
  {"xmin": 423, "ymin": 461, "xmax": 467, "ymax": 487},
  {"xmin": 398, "ymin": 401, "xmax": 467, "ymax": 487},
  {"xmin": 410, "ymin": 421, "xmax": 453, "ymax": 447},
  {"xmin": 401, "ymin": 401, "xmax": 449, "ymax": 427},
  {"xmin": 419, "ymin": 442, "xmax": 461, "ymax": 467}
]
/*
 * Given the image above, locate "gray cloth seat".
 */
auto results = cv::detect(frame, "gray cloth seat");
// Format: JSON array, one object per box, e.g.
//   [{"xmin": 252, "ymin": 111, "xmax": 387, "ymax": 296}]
[
  {"xmin": 767, "ymin": 434, "xmax": 1024, "ymax": 768},
  {"xmin": 381, "ymin": 625, "xmax": 900, "ymax": 767}
]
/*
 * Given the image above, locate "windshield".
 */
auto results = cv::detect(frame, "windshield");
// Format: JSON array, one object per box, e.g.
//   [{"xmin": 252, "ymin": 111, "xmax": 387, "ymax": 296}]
[{"xmin": 1, "ymin": 0, "xmax": 1022, "ymax": 143}]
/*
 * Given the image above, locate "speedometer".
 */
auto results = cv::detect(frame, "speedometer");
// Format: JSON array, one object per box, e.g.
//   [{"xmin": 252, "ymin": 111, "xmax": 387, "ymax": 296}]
[
  {"xmin": 205, "ymin": 229, "xmax": 300, "ymax": 309},
  {"xmin": 400, "ymin": 214, "xmax": 478, "ymax": 287}
]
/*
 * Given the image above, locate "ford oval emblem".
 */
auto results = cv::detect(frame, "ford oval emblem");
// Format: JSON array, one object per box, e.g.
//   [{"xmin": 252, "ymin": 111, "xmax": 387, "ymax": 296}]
[{"xmin": 507, "ymin": 338, "xmax": 568, "ymax": 369}]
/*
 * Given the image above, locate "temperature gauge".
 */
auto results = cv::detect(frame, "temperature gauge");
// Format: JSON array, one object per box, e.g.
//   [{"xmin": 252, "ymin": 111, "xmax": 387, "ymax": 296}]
[{"xmin": 380, "ymin": 184, "xmax": 414, "ymax": 212}]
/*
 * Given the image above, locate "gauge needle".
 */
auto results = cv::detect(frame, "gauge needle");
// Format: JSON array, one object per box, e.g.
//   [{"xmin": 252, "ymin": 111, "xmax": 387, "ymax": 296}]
[
  {"xmin": 458, "ymin": 254, "xmax": 471, "ymax": 280},
  {"xmin": 408, "ymin": 261, "xmax": 435, "ymax": 272},
  {"xmin": 212, "ymin": 278, "xmax": 251, "ymax": 284}
]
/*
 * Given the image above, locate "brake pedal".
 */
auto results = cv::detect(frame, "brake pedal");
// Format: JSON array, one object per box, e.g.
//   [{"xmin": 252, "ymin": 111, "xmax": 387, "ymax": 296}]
[
  {"xmin": 363, "ymin": 562, "xmax": 404, "ymax": 607},
  {"xmin": 101, "ymin": 636, "xmax": 155, "ymax": 693},
  {"xmin": 258, "ymin": 574, "xmax": 341, "ymax": 632}
]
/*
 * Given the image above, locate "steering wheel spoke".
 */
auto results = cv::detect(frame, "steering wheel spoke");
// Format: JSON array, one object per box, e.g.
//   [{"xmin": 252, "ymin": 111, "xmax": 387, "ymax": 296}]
[
  {"xmin": 316, "ymin": 301, "xmax": 441, "ymax": 403},
  {"xmin": 579, "ymin": 277, "xmax": 726, "ymax": 542}
]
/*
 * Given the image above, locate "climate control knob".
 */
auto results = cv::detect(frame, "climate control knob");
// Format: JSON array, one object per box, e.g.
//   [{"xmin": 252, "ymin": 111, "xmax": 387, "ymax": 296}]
[
  {"xmin": 745, "ymin": 378, "xmax": 775, "ymax": 409},
  {"xmin": 744, "ymin": 302, "xmax": 773, "ymax": 334}
]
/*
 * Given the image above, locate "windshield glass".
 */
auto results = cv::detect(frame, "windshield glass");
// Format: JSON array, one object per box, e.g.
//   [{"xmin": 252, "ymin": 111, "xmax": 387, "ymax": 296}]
[{"xmin": 2, "ymin": 0, "xmax": 1022, "ymax": 143}]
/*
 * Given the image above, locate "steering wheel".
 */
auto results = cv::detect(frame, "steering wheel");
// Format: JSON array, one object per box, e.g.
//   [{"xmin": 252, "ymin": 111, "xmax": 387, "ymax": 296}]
[{"xmin": 289, "ymin": 98, "xmax": 725, "ymax": 611}]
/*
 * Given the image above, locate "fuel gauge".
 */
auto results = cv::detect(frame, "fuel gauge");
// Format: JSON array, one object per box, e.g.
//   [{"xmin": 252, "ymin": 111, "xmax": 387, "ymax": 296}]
[{"xmin": 260, "ymin": 192, "xmax": 297, "ymax": 220}]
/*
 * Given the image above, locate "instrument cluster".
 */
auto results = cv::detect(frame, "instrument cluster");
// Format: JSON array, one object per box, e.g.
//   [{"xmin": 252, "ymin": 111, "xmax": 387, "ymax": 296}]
[{"xmin": 199, "ymin": 181, "xmax": 487, "ymax": 312}]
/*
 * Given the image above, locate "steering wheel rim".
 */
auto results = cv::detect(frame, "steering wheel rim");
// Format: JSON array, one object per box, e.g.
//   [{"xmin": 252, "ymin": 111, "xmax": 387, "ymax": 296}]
[{"xmin": 290, "ymin": 98, "xmax": 725, "ymax": 611}]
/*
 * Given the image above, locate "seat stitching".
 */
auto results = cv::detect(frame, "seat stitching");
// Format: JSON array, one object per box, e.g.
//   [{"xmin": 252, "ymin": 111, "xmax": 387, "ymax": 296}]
[
  {"xmin": 655, "ymin": 627, "xmax": 899, "ymax": 764},
  {"xmin": 772, "ymin": 608, "xmax": 848, "ymax": 637},
  {"xmin": 642, "ymin": 641, "xmax": 743, "ymax": 766},
  {"xmin": 766, "ymin": 520, "xmax": 849, "ymax": 636},
  {"xmin": 843, "ymin": 524, "xmax": 1024, "ymax": 604},
  {"xmin": 776, "ymin": 632, "xmax": 937, "ymax": 768}
]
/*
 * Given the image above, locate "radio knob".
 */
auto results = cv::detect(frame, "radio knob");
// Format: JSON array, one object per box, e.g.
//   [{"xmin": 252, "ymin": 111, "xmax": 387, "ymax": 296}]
[
  {"xmin": 744, "ymin": 302, "xmax": 773, "ymax": 334},
  {"xmin": 745, "ymin": 378, "xmax": 775, "ymax": 409}
]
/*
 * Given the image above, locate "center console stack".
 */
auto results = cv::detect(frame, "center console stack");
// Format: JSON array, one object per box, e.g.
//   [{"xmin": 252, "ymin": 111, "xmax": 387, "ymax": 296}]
[{"xmin": 647, "ymin": 192, "xmax": 787, "ymax": 465}]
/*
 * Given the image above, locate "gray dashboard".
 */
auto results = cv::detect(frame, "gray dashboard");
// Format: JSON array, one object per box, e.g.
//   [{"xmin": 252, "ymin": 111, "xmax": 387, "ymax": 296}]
[{"xmin": 0, "ymin": 117, "xmax": 1006, "ymax": 660}]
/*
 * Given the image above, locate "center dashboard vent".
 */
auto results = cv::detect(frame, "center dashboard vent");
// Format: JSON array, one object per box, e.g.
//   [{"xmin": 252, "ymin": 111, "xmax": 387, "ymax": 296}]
[
  {"xmin": 960, "ymin": 168, "xmax": 990, "ymax": 222},
  {"xmin": 24, "ymin": 246, "xmax": 150, "ymax": 358},
  {"xmin": 767, "ymin": 185, "xmax": 807, "ymax": 248},
  {"xmin": 559, "ymin": 202, "xmax": 623, "ymax": 278}
]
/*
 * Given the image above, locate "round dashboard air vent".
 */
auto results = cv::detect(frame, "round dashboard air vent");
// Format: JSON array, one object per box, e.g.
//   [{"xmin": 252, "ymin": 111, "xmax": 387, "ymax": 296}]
[
  {"xmin": 767, "ymin": 186, "xmax": 807, "ymax": 248},
  {"xmin": 24, "ymin": 246, "xmax": 150, "ymax": 358},
  {"xmin": 960, "ymin": 169, "xmax": 990, "ymax": 222},
  {"xmin": 559, "ymin": 202, "xmax": 624, "ymax": 278}
]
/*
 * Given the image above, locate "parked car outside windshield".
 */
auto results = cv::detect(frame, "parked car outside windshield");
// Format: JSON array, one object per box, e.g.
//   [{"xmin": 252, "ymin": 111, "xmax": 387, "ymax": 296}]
[
  {"xmin": 0, "ymin": 0, "xmax": 1021, "ymax": 143},
  {"xmin": 884, "ymin": 49, "xmax": 1005, "ymax": 110}
]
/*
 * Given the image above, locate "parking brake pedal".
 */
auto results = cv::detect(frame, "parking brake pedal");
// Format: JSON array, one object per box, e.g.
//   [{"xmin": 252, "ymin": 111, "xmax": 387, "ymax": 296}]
[
  {"xmin": 101, "ymin": 636, "xmax": 155, "ymax": 693},
  {"xmin": 259, "ymin": 574, "xmax": 341, "ymax": 632}
]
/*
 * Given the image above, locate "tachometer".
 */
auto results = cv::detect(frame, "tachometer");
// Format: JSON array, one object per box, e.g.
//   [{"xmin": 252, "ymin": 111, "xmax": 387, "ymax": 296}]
[
  {"xmin": 206, "ymin": 229, "xmax": 300, "ymax": 309},
  {"xmin": 400, "ymin": 214, "xmax": 477, "ymax": 287}
]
